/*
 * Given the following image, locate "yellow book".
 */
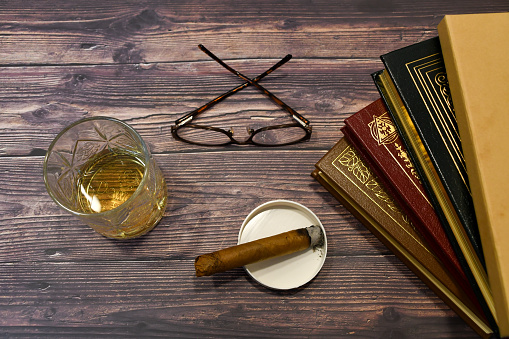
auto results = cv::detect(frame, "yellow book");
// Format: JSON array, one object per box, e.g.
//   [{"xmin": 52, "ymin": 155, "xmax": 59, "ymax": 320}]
[{"xmin": 438, "ymin": 12, "xmax": 509, "ymax": 337}]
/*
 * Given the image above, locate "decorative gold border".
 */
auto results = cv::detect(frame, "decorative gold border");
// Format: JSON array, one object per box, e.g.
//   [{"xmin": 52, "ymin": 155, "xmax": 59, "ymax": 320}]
[
  {"xmin": 405, "ymin": 54, "xmax": 470, "ymax": 191},
  {"xmin": 330, "ymin": 143, "xmax": 426, "ymax": 247}
]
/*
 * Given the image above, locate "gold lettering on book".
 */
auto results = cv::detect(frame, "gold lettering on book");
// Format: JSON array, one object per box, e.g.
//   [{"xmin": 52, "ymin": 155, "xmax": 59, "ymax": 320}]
[
  {"xmin": 394, "ymin": 142, "xmax": 421, "ymax": 181},
  {"xmin": 368, "ymin": 112, "xmax": 422, "ymax": 184},
  {"xmin": 365, "ymin": 178, "xmax": 400, "ymax": 213},
  {"xmin": 336, "ymin": 145, "xmax": 405, "ymax": 216}
]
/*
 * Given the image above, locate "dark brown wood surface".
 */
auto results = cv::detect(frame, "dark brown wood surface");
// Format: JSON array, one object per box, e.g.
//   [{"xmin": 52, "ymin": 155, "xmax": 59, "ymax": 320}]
[{"xmin": 1, "ymin": 1, "xmax": 506, "ymax": 337}]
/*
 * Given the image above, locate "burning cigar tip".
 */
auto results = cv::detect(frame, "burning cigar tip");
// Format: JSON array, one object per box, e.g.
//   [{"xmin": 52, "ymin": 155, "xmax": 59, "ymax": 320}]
[{"xmin": 306, "ymin": 225, "xmax": 325, "ymax": 249}]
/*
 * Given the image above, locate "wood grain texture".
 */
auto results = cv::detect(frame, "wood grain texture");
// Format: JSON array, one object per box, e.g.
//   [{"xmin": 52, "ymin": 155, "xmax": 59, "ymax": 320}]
[
  {"xmin": 0, "ymin": 59, "xmax": 377, "ymax": 156},
  {"xmin": 0, "ymin": 0, "xmax": 507, "ymax": 65},
  {"xmin": 0, "ymin": 153, "xmax": 384, "ymax": 261},
  {"xmin": 1, "ymin": 0, "xmax": 507, "ymax": 337},
  {"xmin": 0, "ymin": 258, "xmax": 463, "ymax": 338}
]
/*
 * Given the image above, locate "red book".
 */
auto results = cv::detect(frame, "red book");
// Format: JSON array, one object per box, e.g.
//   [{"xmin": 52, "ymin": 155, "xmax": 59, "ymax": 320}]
[{"xmin": 342, "ymin": 98, "xmax": 484, "ymax": 317}]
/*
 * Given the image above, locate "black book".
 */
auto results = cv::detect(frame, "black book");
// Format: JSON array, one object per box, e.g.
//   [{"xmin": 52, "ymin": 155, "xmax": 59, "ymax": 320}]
[{"xmin": 372, "ymin": 37, "xmax": 498, "ymax": 335}]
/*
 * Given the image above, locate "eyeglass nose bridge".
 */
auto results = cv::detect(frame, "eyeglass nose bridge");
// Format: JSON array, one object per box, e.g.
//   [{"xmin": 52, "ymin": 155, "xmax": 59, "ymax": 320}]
[{"xmin": 225, "ymin": 127, "xmax": 257, "ymax": 145}]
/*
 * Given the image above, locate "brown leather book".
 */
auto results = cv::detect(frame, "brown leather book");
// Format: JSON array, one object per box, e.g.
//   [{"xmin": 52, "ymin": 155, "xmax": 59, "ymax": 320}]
[
  {"xmin": 311, "ymin": 137, "xmax": 492, "ymax": 338},
  {"xmin": 341, "ymin": 98, "xmax": 483, "ymax": 316}
]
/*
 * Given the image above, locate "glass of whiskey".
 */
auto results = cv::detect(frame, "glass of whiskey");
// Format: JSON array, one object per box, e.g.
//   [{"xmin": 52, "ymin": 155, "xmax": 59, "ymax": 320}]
[{"xmin": 43, "ymin": 117, "xmax": 167, "ymax": 239}]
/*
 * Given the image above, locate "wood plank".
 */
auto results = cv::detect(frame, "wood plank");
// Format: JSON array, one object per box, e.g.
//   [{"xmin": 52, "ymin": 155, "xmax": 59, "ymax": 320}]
[
  {"xmin": 0, "ymin": 1, "xmax": 506, "ymax": 64},
  {"xmin": 0, "ymin": 257, "xmax": 477, "ymax": 338},
  {"xmin": 0, "ymin": 152, "xmax": 387, "ymax": 262},
  {"xmin": 0, "ymin": 59, "xmax": 380, "ymax": 157}
]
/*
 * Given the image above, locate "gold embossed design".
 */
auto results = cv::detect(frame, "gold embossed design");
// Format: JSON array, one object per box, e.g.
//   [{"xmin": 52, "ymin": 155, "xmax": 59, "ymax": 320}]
[
  {"xmin": 333, "ymin": 144, "xmax": 406, "ymax": 217},
  {"xmin": 405, "ymin": 54, "xmax": 468, "ymax": 188},
  {"xmin": 435, "ymin": 72, "xmax": 454, "ymax": 112},
  {"xmin": 367, "ymin": 111, "xmax": 424, "ymax": 191},
  {"xmin": 394, "ymin": 142, "xmax": 421, "ymax": 181},
  {"xmin": 368, "ymin": 113, "xmax": 398, "ymax": 145},
  {"xmin": 337, "ymin": 147, "xmax": 371, "ymax": 184}
]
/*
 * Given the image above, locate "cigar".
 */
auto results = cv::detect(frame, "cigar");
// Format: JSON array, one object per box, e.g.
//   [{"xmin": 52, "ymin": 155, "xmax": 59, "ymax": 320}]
[{"xmin": 194, "ymin": 225, "xmax": 324, "ymax": 277}]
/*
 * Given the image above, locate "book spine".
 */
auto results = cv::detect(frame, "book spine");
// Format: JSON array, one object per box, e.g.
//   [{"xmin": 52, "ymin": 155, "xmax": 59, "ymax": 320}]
[
  {"xmin": 380, "ymin": 38, "xmax": 485, "ymax": 267},
  {"xmin": 373, "ymin": 69, "xmax": 498, "ymax": 333},
  {"xmin": 311, "ymin": 138, "xmax": 492, "ymax": 337},
  {"xmin": 312, "ymin": 168, "xmax": 491, "ymax": 339},
  {"xmin": 341, "ymin": 99, "xmax": 483, "ymax": 315}
]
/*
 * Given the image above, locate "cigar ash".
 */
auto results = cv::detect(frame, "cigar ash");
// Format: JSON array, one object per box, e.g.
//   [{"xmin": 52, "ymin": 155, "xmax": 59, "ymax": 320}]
[{"xmin": 306, "ymin": 225, "xmax": 325, "ymax": 256}]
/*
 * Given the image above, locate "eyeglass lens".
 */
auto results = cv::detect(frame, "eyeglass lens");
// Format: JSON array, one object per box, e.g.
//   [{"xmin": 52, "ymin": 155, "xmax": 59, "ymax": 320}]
[{"xmin": 176, "ymin": 124, "xmax": 309, "ymax": 146}]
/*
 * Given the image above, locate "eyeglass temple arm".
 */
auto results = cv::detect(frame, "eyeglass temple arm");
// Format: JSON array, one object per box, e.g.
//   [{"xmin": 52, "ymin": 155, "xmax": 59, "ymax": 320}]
[
  {"xmin": 198, "ymin": 44, "xmax": 310, "ymax": 128},
  {"xmin": 175, "ymin": 53, "xmax": 293, "ymax": 127}
]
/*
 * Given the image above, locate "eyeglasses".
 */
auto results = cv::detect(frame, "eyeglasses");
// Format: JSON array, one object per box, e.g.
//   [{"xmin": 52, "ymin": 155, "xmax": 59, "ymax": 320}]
[{"xmin": 171, "ymin": 45, "xmax": 312, "ymax": 146}]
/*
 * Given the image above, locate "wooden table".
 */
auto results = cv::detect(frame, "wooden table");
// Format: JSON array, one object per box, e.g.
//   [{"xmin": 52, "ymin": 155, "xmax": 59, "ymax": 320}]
[{"xmin": 1, "ymin": 1, "xmax": 507, "ymax": 337}]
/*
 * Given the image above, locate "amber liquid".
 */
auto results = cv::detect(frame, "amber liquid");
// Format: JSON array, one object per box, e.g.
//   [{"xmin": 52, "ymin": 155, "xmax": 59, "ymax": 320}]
[
  {"xmin": 77, "ymin": 150, "xmax": 145, "ymax": 213},
  {"xmin": 75, "ymin": 149, "xmax": 167, "ymax": 239}
]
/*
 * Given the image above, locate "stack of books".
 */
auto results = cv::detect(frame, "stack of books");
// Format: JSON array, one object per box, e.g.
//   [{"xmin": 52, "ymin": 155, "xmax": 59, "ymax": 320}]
[{"xmin": 312, "ymin": 12, "xmax": 509, "ymax": 338}]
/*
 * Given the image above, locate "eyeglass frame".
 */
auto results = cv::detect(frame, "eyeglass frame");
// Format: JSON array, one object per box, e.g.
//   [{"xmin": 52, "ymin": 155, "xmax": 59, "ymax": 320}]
[{"xmin": 171, "ymin": 45, "xmax": 312, "ymax": 146}]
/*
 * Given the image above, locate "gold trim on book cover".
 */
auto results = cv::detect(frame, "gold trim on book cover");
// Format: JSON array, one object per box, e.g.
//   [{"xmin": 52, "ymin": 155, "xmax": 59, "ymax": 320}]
[
  {"xmin": 331, "ymin": 143, "xmax": 424, "ymax": 248},
  {"xmin": 405, "ymin": 54, "xmax": 470, "ymax": 191},
  {"xmin": 314, "ymin": 169, "xmax": 492, "ymax": 336},
  {"xmin": 376, "ymin": 69, "xmax": 497, "ymax": 322},
  {"xmin": 368, "ymin": 111, "xmax": 429, "ymax": 204}
]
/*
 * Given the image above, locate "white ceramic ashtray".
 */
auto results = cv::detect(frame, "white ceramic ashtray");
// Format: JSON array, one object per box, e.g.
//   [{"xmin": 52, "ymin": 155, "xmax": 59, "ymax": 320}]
[{"xmin": 238, "ymin": 200, "xmax": 327, "ymax": 290}]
